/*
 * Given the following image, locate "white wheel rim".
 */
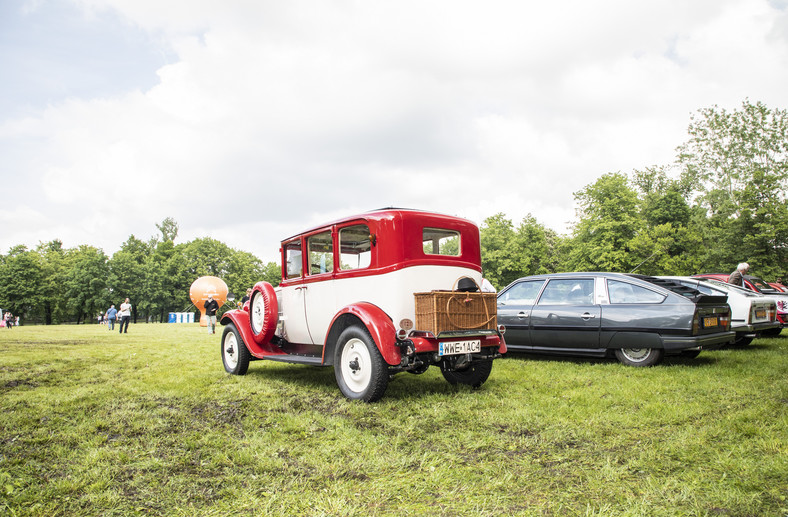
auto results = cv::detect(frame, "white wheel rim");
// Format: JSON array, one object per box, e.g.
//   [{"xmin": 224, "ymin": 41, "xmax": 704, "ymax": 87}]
[
  {"xmin": 340, "ymin": 338, "xmax": 372, "ymax": 393},
  {"xmin": 251, "ymin": 292, "xmax": 266, "ymax": 334},
  {"xmin": 223, "ymin": 332, "xmax": 238, "ymax": 370},
  {"xmin": 621, "ymin": 348, "xmax": 650, "ymax": 362}
]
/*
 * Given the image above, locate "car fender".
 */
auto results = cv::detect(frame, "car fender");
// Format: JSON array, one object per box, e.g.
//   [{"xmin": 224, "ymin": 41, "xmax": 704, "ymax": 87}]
[
  {"xmin": 220, "ymin": 309, "xmax": 283, "ymax": 358},
  {"xmin": 605, "ymin": 331, "xmax": 663, "ymax": 350},
  {"xmin": 326, "ymin": 302, "xmax": 399, "ymax": 366}
]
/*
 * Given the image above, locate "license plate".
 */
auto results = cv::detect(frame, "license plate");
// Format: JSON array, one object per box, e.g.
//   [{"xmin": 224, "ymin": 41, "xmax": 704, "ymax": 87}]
[
  {"xmin": 439, "ymin": 339, "xmax": 481, "ymax": 356},
  {"xmin": 755, "ymin": 309, "xmax": 766, "ymax": 319},
  {"xmin": 703, "ymin": 317, "xmax": 718, "ymax": 327}
]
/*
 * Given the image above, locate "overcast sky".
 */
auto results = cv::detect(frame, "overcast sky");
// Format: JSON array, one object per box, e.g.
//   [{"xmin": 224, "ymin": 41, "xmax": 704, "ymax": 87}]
[{"xmin": 1, "ymin": 0, "xmax": 787, "ymax": 264}]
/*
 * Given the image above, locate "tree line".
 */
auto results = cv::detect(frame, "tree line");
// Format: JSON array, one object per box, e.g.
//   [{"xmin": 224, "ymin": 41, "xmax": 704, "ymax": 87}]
[
  {"xmin": 1, "ymin": 100, "xmax": 786, "ymax": 323},
  {"xmin": 0, "ymin": 218, "xmax": 280, "ymax": 325}
]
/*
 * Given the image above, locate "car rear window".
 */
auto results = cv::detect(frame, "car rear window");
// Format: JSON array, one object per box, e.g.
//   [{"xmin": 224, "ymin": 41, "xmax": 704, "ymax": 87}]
[{"xmin": 423, "ymin": 228, "xmax": 460, "ymax": 256}]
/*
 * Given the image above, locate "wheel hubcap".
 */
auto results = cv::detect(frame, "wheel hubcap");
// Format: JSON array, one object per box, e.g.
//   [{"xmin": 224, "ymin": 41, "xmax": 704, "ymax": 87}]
[
  {"xmin": 224, "ymin": 333, "xmax": 238, "ymax": 369},
  {"xmin": 621, "ymin": 348, "xmax": 650, "ymax": 362},
  {"xmin": 341, "ymin": 339, "xmax": 371, "ymax": 393}
]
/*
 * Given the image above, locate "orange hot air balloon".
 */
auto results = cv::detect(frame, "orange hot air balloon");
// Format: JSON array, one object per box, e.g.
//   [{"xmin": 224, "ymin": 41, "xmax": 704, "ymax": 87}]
[{"xmin": 190, "ymin": 276, "xmax": 229, "ymax": 327}]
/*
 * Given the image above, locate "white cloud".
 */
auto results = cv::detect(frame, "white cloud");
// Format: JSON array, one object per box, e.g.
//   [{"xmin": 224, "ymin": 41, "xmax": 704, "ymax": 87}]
[{"xmin": 2, "ymin": 0, "xmax": 787, "ymax": 264}]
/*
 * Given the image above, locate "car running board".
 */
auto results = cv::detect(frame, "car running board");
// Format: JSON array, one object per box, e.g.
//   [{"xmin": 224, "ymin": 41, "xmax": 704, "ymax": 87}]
[{"xmin": 262, "ymin": 354, "xmax": 323, "ymax": 366}]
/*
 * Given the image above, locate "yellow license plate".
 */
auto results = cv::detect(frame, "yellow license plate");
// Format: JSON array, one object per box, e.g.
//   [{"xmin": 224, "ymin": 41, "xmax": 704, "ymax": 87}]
[{"xmin": 703, "ymin": 317, "xmax": 718, "ymax": 327}]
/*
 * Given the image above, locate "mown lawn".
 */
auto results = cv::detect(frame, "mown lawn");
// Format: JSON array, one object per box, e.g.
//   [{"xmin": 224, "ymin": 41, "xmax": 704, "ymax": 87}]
[{"xmin": 0, "ymin": 323, "xmax": 786, "ymax": 516}]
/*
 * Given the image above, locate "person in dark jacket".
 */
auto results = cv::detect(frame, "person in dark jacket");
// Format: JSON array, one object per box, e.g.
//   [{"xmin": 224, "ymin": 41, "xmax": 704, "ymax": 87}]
[
  {"xmin": 204, "ymin": 294, "xmax": 219, "ymax": 334},
  {"xmin": 728, "ymin": 262, "xmax": 749, "ymax": 286}
]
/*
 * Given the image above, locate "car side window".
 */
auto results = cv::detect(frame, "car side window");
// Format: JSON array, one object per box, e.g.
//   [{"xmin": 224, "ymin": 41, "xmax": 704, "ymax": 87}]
[
  {"xmin": 339, "ymin": 224, "xmax": 372, "ymax": 270},
  {"xmin": 608, "ymin": 280, "xmax": 665, "ymax": 304},
  {"xmin": 284, "ymin": 240, "xmax": 302, "ymax": 279},
  {"xmin": 537, "ymin": 279, "xmax": 594, "ymax": 305},
  {"xmin": 498, "ymin": 280, "xmax": 544, "ymax": 306},
  {"xmin": 308, "ymin": 231, "xmax": 333, "ymax": 275}
]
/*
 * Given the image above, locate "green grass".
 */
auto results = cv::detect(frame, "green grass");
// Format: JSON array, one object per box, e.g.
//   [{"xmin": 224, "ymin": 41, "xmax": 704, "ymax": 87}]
[{"xmin": 0, "ymin": 323, "xmax": 786, "ymax": 516}]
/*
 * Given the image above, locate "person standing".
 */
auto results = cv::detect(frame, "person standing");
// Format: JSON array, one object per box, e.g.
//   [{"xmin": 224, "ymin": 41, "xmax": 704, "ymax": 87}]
[
  {"xmin": 204, "ymin": 294, "xmax": 219, "ymax": 334},
  {"xmin": 118, "ymin": 298, "xmax": 132, "ymax": 334},
  {"xmin": 106, "ymin": 304, "xmax": 117, "ymax": 331},
  {"xmin": 728, "ymin": 263, "xmax": 750, "ymax": 286}
]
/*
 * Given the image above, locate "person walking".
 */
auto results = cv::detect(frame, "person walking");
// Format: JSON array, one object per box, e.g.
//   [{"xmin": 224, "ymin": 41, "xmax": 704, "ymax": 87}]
[
  {"xmin": 204, "ymin": 294, "xmax": 219, "ymax": 334},
  {"xmin": 728, "ymin": 263, "xmax": 750, "ymax": 286},
  {"xmin": 118, "ymin": 298, "xmax": 132, "ymax": 334},
  {"xmin": 106, "ymin": 304, "xmax": 117, "ymax": 331}
]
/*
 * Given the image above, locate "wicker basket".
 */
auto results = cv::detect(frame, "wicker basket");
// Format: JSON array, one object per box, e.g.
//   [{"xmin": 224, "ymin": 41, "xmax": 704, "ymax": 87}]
[{"xmin": 414, "ymin": 290, "xmax": 497, "ymax": 335}]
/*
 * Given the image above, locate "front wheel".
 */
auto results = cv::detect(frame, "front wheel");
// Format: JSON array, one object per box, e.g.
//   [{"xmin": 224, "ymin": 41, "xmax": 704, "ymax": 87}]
[
  {"xmin": 222, "ymin": 323, "xmax": 250, "ymax": 375},
  {"xmin": 440, "ymin": 359, "xmax": 493, "ymax": 388},
  {"xmin": 614, "ymin": 347, "xmax": 663, "ymax": 367},
  {"xmin": 334, "ymin": 326, "xmax": 388, "ymax": 402}
]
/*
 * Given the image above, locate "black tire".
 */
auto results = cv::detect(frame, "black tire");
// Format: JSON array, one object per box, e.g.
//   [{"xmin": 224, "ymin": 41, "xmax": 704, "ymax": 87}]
[
  {"xmin": 760, "ymin": 327, "xmax": 783, "ymax": 337},
  {"xmin": 221, "ymin": 323, "xmax": 250, "ymax": 375},
  {"xmin": 440, "ymin": 359, "xmax": 493, "ymax": 388},
  {"xmin": 614, "ymin": 347, "xmax": 664, "ymax": 367},
  {"xmin": 680, "ymin": 349, "xmax": 701, "ymax": 359},
  {"xmin": 733, "ymin": 336, "xmax": 754, "ymax": 346},
  {"xmin": 333, "ymin": 326, "xmax": 388, "ymax": 402}
]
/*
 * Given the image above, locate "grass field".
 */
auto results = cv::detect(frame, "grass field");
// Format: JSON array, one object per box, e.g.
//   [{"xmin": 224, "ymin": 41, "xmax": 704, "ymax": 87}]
[{"xmin": 0, "ymin": 323, "xmax": 786, "ymax": 516}]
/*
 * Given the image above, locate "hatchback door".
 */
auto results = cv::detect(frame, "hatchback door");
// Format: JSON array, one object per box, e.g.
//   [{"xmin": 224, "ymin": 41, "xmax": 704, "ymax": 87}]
[
  {"xmin": 496, "ymin": 279, "xmax": 546, "ymax": 348},
  {"xmin": 529, "ymin": 278, "xmax": 600, "ymax": 348}
]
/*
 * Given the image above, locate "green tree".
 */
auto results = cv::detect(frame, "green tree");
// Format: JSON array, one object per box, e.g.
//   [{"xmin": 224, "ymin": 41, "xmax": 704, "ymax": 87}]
[
  {"xmin": 480, "ymin": 213, "xmax": 561, "ymax": 289},
  {"xmin": 0, "ymin": 245, "xmax": 44, "ymax": 323},
  {"xmin": 36, "ymin": 239, "xmax": 69, "ymax": 324},
  {"xmin": 677, "ymin": 100, "xmax": 788, "ymax": 278},
  {"xmin": 62, "ymin": 245, "xmax": 110, "ymax": 324},
  {"xmin": 566, "ymin": 173, "xmax": 642, "ymax": 272}
]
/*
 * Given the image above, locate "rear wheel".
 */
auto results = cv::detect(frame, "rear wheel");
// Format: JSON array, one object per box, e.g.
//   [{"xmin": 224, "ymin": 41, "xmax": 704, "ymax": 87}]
[
  {"xmin": 334, "ymin": 326, "xmax": 388, "ymax": 402},
  {"xmin": 221, "ymin": 323, "xmax": 250, "ymax": 375},
  {"xmin": 614, "ymin": 347, "xmax": 663, "ymax": 367},
  {"xmin": 733, "ymin": 336, "xmax": 754, "ymax": 346},
  {"xmin": 440, "ymin": 359, "xmax": 493, "ymax": 388},
  {"xmin": 760, "ymin": 327, "xmax": 783, "ymax": 337}
]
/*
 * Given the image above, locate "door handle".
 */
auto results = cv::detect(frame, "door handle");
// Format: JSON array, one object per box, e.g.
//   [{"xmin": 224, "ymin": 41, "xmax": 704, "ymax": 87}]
[
  {"xmin": 517, "ymin": 311, "xmax": 528, "ymax": 319},
  {"xmin": 581, "ymin": 312, "xmax": 595, "ymax": 320},
  {"xmin": 295, "ymin": 286, "xmax": 308, "ymax": 291}
]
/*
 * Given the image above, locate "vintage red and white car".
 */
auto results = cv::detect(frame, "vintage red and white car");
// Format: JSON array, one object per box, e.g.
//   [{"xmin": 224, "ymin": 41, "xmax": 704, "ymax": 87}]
[{"xmin": 220, "ymin": 208, "xmax": 506, "ymax": 402}]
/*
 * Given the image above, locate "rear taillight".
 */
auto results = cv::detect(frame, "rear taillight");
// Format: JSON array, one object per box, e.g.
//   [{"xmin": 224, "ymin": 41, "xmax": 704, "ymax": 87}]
[
  {"xmin": 719, "ymin": 312, "xmax": 730, "ymax": 330},
  {"xmin": 692, "ymin": 312, "xmax": 699, "ymax": 335},
  {"xmin": 768, "ymin": 305, "xmax": 777, "ymax": 322}
]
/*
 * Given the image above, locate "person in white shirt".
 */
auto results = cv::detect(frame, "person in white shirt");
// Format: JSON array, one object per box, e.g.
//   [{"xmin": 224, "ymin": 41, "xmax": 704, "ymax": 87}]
[{"xmin": 118, "ymin": 298, "xmax": 132, "ymax": 334}]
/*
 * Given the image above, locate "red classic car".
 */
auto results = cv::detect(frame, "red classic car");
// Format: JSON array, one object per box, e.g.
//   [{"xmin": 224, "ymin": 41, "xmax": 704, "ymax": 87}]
[{"xmin": 219, "ymin": 209, "xmax": 506, "ymax": 402}]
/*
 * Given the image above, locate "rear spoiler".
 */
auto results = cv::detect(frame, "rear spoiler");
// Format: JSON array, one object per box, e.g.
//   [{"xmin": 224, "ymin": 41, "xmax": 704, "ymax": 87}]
[{"xmin": 626, "ymin": 274, "xmax": 728, "ymax": 305}]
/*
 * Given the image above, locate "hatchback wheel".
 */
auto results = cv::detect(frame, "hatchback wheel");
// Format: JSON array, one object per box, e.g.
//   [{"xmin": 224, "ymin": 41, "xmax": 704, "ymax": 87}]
[{"xmin": 614, "ymin": 347, "xmax": 663, "ymax": 367}]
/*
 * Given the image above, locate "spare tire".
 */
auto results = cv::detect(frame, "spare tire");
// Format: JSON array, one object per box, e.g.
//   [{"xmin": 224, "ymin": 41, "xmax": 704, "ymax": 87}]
[{"xmin": 249, "ymin": 281, "xmax": 278, "ymax": 345}]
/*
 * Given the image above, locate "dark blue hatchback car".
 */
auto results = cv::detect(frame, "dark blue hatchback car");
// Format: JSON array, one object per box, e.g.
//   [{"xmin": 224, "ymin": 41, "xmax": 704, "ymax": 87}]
[{"xmin": 497, "ymin": 272, "xmax": 736, "ymax": 366}]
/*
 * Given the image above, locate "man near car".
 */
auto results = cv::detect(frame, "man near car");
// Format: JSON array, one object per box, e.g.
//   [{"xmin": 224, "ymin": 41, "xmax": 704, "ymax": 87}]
[
  {"xmin": 728, "ymin": 263, "xmax": 749, "ymax": 286},
  {"xmin": 204, "ymin": 294, "xmax": 219, "ymax": 334}
]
